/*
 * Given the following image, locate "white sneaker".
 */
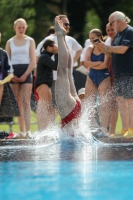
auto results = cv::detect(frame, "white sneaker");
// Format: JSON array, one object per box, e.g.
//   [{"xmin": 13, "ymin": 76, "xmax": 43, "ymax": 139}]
[
  {"xmin": 19, "ymin": 132, "xmax": 27, "ymax": 139},
  {"xmin": 26, "ymin": 131, "xmax": 32, "ymax": 139}
]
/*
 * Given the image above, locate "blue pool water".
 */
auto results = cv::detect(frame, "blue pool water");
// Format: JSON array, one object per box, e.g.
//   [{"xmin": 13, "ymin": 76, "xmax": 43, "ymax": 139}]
[{"xmin": 0, "ymin": 140, "xmax": 133, "ymax": 200}]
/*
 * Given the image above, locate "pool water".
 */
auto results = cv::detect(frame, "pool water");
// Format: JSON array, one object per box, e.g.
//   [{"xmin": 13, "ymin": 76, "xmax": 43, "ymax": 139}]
[{"xmin": 0, "ymin": 140, "xmax": 133, "ymax": 200}]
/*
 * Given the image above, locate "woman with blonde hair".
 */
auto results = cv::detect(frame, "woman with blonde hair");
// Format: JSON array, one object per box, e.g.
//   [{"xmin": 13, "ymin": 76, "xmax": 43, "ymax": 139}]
[
  {"xmin": 84, "ymin": 28, "xmax": 111, "ymax": 135},
  {"xmin": 5, "ymin": 18, "xmax": 36, "ymax": 138}
]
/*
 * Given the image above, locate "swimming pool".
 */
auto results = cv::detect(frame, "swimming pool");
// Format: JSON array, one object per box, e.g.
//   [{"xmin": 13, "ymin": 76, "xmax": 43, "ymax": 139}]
[{"xmin": 0, "ymin": 140, "xmax": 133, "ymax": 200}]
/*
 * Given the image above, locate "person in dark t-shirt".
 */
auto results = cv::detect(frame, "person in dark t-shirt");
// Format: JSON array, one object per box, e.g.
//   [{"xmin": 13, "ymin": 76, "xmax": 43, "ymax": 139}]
[{"xmin": 95, "ymin": 11, "xmax": 133, "ymax": 138}]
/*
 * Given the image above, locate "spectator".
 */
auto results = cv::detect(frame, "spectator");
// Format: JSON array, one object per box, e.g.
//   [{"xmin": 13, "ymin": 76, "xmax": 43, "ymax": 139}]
[
  {"xmin": 0, "ymin": 33, "xmax": 19, "ymax": 120},
  {"xmin": 47, "ymin": 26, "xmax": 55, "ymax": 36},
  {"xmin": 84, "ymin": 28, "xmax": 111, "ymax": 135},
  {"xmin": 105, "ymin": 23, "xmax": 119, "ymax": 136},
  {"xmin": 36, "ymin": 39, "xmax": 58, "ymax": 130},
  {"xmin": 5, "ymin": 18, "xmax": 36, "ymax": 139},
  {"xmin": 36, "ymin": 15, "xmax": 82, "ymax": 68},
  {"xmin": 96, "ymin": 11, "xmax": 132, "ymax": 138}
]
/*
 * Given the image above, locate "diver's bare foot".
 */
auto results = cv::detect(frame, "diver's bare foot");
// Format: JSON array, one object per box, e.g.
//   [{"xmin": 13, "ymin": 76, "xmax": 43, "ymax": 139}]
[{"xmin": 55, "ymin": 16, "xmax": 66, "ymax": 36}]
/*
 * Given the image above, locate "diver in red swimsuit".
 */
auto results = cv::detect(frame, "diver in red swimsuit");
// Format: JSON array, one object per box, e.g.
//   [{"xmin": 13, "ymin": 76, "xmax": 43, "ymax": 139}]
[{"xmin": 54, "ymin": 16, "xmax": 81, "ymax": 134}]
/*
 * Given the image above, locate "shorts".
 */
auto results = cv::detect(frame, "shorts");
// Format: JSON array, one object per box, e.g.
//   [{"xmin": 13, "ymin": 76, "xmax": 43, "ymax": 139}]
[
  {"xmin": 61, "ymin": 100, "xmax": 81, "ymax": 128},
  {"xmin": 10, "ymin": 64, "xmax": 33, "ymax": 84},
  {"xmin": 114, "ymin": 76, "xmax": 133, "ymax": 98},
  {"xmin": 51, "ymin": 81, "xmax": 57, "ymax": 108}
]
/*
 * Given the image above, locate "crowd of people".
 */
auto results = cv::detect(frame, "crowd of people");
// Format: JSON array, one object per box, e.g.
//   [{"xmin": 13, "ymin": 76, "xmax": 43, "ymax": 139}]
[{"xmin": 0, "ymin": 10, "xmax": 133, "ymax": 139}]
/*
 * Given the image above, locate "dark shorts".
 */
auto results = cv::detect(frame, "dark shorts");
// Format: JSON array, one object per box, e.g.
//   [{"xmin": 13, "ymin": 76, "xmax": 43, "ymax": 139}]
[
  {"xmin": 51, "ymin": 80, "xmax": 57, "ymax": 108},
  {"xmin": 114, "ymin": 76, "xmax": 133, "ymax": 98},
  {"xmin": 10, "ymin": 64, "xmax": 33, "ymax": 84}
]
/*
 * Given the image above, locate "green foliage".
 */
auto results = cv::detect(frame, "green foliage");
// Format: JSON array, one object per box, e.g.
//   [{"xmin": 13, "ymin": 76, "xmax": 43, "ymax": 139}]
[
  {"xmin": 84, "ymin": 9, "xmax": 101, "ymax": 43},
  {"xmin": 0, "ymin": 0, "xmax": 35, "ymax": 48},
  {"xmin": 1, "ymin": 0, "xmax": 133, "ymax": 49}
]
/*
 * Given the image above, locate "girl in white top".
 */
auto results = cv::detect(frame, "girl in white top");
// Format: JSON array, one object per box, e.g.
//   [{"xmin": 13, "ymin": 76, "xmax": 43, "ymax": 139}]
[{"xmin": 5, "ymin": 18, "xmax": 36, "ymax": 139}]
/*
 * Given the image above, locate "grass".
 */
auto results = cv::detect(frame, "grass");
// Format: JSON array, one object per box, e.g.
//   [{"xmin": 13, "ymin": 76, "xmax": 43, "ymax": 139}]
[
  {"xmin": 0, "ymin": 111, "xmax": 122, "ymax": 134},
  {"xmin": 0, "ymin": 111, "xmax": 38, "ymax": 133}
]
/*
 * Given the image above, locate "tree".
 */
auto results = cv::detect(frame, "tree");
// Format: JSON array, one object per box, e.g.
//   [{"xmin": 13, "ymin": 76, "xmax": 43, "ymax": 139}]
[
  {"xmin": 1, "ymin": 0, "xmax": 133, "ymax": 48},
  {"xmin": 0, "ymin": 0, "xmax": 35, "ymax": 48},
  {"xmin": 33, "ymin": 0, "xmax": 133, "ymax": 46}
]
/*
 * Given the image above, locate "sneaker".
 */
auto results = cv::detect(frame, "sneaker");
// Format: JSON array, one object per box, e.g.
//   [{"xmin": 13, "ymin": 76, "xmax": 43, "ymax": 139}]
[
  {"xmin": 6, "ymin": 132, "xmax": 27, "ymax": 139},
  {"xmin": 5, "ymin": 132, "xmax": 17, "ymax": 139},
  {"xmin": 123, "ymin": 128, "xmax": 133, "ymax": 138},
  {"xmin": 26, "ymin": 131, "xmax": 32, "ymax": 139},
  {"xmin": 110, "ymin": 129, "xmax": 127, "ymax": 138},
  {"xmin": 19, "ymin": 132, "xmax": 27, "ymax": 139}
]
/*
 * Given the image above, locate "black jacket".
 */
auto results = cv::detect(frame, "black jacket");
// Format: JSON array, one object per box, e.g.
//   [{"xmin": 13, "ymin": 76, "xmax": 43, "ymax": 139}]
[
  {"xmin": 0, "ymin": 49, "xmax": 11, "ymax": 78},
  {"xmin": 36, "ymin": 50, "xmax": 58, "ymax": 88}
]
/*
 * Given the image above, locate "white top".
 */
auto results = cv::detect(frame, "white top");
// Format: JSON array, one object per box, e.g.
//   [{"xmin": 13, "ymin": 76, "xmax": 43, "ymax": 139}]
[
  {"xmin": 80, "ymin": 47, "xmax": 89, "ymax": 62},
  {"xmin": 36, "ymin": 35, "xmax": 82, "ymax": 80},
  {"xmin": 105, "ymin": 37, "xmax": 112, "ymax": 45},
  {"xmin": 10, "ymin": 37, "xmax": 31, "ymax": 65},
  {"xmin": 80, "ymin": 39, "xmax": 92, "ymax": 62},
  {"xmin": 84, "ymin": 39, "xmax": 92, "ymax": 48}
]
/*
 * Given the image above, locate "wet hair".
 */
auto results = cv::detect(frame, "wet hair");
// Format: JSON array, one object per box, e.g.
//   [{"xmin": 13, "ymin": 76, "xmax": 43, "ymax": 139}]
[
  {"xmin": 112, "ymin": 11, "xmax": 130, "ymax": 23},
  {"xmin": 40, "ymin": 39, "xmax": 55, "ymax": 53},
  {"xmin": 89, "ymin": 28, "xmax": 104, "ymax": 41},
  {"xmin": 14, "ymin": 18, "xmax": 27, "ymax": 26},
  {"xmin": 47, "ymin": 26, "xmax": 55, "ymax": 36},
  {"xmin": 58, "ymin": 14, "xmax": 68, "ymax": 20}
]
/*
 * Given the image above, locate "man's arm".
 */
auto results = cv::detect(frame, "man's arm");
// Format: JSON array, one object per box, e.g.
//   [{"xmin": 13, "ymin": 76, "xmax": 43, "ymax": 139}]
[
  {"xmin": 96, "ymin": 41, "xmax": 129, "ymax": 55},
  {"xmin": 104, "ymin": 45, "xmax": 129, "ymax": 54}
]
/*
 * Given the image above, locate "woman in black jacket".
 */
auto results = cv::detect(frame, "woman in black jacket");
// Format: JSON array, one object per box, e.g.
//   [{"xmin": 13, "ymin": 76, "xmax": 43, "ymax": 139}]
[
  {"xmin": 36, "ymin": 39, "xmax": 58, "ymax": 130},
  {"xmin": 0, "ymin": 32, "xmax": 19, "ymax": 119}
]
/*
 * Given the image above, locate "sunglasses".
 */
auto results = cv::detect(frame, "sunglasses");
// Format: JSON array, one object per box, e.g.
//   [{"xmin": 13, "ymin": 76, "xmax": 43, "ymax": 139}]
[
  {"xmin": 63, "ymin": 23, "xmax": 70, "ymax": 26},
  {"xmin": 109, "ymin": 20, "xmax": 115, "ymax": 26}
]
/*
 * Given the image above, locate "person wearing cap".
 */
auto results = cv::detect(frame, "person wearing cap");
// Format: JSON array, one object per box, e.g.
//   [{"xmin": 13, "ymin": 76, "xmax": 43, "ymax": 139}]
[{"xmin": 96, "ymin": 11, "xmax": 133, "ymax": 138}]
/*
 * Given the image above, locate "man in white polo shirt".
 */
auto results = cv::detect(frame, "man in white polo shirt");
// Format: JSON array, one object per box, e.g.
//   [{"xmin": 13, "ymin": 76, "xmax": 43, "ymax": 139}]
[{"xmin": 36, "ymin": 14, "xmax": 82, "ymax": 67}]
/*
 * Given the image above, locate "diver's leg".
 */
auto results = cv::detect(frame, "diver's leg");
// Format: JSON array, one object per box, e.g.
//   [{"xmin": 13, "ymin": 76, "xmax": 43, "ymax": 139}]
[{"xmin": 55, "ymin": 17, "xmax": 76, "ymax": 118}]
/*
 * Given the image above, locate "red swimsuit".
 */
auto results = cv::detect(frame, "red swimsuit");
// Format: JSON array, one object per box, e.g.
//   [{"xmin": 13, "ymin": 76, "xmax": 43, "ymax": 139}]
[{"xmin": 61, "ymin": 100, "xmax": 81, "ymax": 128}]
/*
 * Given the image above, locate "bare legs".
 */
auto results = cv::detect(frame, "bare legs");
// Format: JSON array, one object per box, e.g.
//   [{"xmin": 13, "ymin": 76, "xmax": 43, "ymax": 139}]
[
  {"xmin": 85, "ymin": 77, "xmax": 98, "ymax": 126},
  {"xmin": 116, "ymin": 96, "xmax": 128, "ymax": 131},
  {"xmin": 55, "ymin": 17, "xmax": 80, "ymax": 119},
  {"xmin": 98, "ymin": 77, "xmax": 112, "ymax": 132},
  {"xmin": 10, "ymin": 83, "xmax": 32, "ymax": 132},
  {"xmin": 85, "ymin": 76, "xmax": 112, "ymax": 133},
  {"xmin": 109, "ymin": 98, "xmax": 118, "ymax": 134},
  {"xmin": 36, "ymin": 84, "xmax": 54, "ymax": 131},
  {"xmin": 127, "ymin": 99, "xmax": 133, "ymax": 129},
  {"xmin": 0, "ymin": 85, "xmax": 4, "ymax": 105}
]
